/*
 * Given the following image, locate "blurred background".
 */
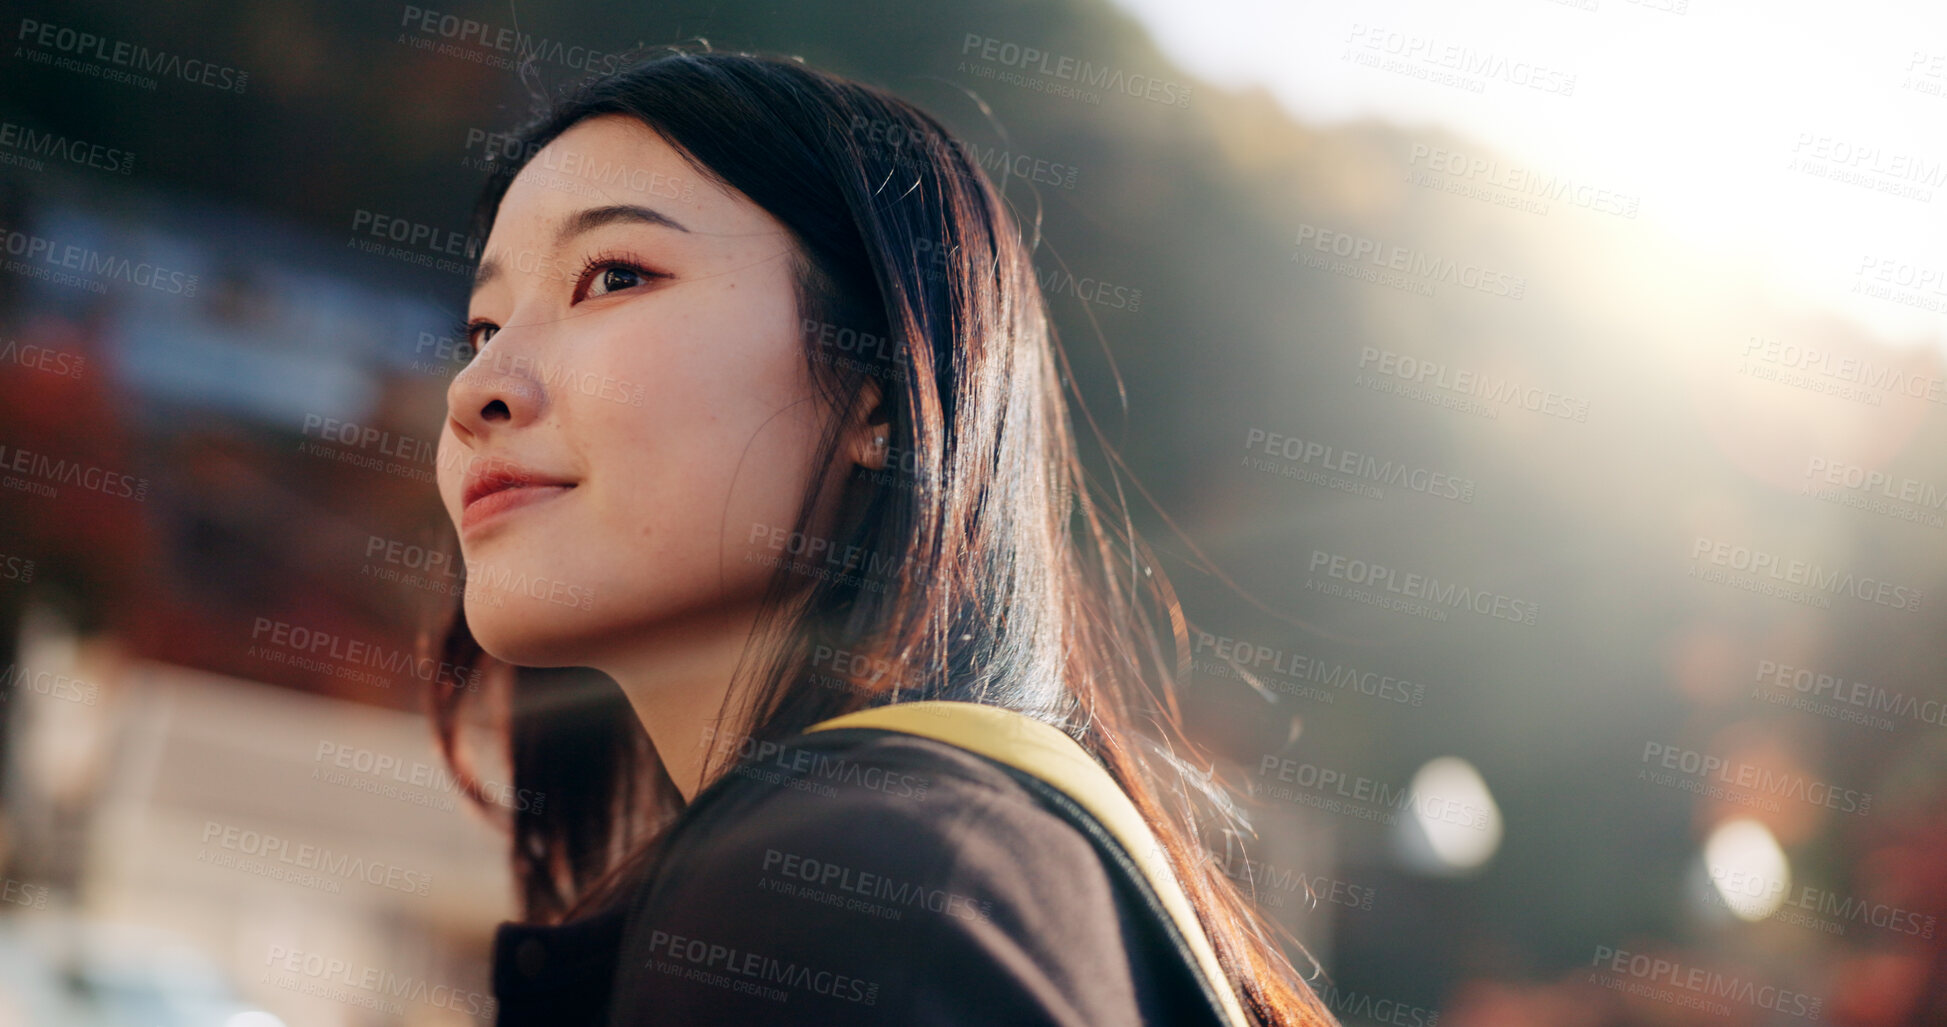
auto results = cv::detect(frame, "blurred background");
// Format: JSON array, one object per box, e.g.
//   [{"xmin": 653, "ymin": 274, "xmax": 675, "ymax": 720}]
[{"xmin": 2, "ymin": 0, "xmax": 1945, "ymax": 1024}]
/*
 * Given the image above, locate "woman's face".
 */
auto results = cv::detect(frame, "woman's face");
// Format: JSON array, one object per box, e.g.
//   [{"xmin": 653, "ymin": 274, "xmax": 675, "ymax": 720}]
[{"xmin": 436, "ymin": 113, "xmax": 869, "ymax": 668}]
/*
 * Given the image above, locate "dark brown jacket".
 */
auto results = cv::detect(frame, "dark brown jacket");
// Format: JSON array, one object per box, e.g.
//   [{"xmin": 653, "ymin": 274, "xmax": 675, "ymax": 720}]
[{"xmin": 491, "ymin": 725, "xmax": 1235, "ymax": 1025}]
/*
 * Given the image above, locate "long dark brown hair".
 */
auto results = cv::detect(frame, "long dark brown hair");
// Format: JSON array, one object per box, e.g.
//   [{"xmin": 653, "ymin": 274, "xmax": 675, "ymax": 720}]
[{"xmin": 426, "ymin": 48, "xmax": 1338, "ymax": 1027}]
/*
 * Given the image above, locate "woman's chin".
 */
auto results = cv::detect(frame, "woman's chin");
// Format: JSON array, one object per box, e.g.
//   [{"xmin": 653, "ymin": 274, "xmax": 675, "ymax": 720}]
[{"xmin": 466, "ymin": 611, "xmax": 588, "ymax": 669}]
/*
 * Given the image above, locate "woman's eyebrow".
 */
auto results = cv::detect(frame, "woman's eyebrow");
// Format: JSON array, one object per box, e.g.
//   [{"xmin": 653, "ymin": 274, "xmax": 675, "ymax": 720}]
[
  {"xmin": 554, "ymin": 203, "xmax": 691, "ymax": 246},
  {"xmin": 472, "ymin": 203, "xmax": 691, "ymax": 296}
]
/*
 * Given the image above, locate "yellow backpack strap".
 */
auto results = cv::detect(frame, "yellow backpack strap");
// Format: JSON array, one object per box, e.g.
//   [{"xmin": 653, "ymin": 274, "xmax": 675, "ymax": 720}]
[{"xmin": 806, "ymin": 700, "xmax": 1252, "ymax": 1027}]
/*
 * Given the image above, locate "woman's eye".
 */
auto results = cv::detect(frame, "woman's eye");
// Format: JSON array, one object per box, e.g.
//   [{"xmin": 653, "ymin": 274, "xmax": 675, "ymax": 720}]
[
  {"xmin": 464, "ymin": 322, "xmax": 498, "ymax": 349},
  {"xmin": 585, "ymin": 263, "xmax": 646, "ymax": 298},
  {"xmin": 574, "ymin": 255, "xmax": 668, "ymax": 302}
]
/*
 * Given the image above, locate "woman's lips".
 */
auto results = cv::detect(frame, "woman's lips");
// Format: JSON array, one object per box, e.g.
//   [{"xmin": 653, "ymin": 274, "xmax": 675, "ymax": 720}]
[{"xmin": 462, "ymin": 483, "xmax": 575, "ymax": 533}]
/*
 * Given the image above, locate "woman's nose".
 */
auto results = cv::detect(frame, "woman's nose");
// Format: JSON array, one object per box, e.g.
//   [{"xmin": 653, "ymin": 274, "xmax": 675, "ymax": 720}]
[{"xmin": 445, "ymin": 342, "xmax": 547, "ymax": 441}]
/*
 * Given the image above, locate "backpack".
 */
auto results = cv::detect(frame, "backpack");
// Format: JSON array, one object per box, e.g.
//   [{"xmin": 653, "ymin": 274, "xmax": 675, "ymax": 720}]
[{"xmin": 806, "ymin": 700, "xmax": 1253, "ymax": 1027}]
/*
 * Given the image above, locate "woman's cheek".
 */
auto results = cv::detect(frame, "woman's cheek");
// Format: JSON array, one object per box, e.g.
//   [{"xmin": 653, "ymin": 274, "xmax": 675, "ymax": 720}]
[{"xmin": 434, "ymin": 429, "xmax": 468, "ymax": 522}]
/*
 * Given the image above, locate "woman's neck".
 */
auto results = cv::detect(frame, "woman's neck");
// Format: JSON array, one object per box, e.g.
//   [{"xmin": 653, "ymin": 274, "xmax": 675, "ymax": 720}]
[{"xmin": 597, "ymin": 598, "xmax": 765, "ymax": 804}]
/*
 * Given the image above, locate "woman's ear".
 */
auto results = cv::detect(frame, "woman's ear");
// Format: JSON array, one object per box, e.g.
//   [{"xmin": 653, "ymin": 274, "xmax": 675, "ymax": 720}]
[{"xmin": 842, "ymin": 378, "xmax": 890, "ymax": 470}]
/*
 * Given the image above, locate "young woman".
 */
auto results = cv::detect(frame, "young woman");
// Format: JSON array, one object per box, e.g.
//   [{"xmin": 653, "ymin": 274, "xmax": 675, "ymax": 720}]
[{"xmin": 427, "ymin": 48, "xmax": 1338, "ymax": 1026}]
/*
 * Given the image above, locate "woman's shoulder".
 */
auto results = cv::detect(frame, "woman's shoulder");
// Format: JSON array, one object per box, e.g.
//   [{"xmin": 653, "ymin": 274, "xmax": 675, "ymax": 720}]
[
  {"xmin": 643, "ymin": 725, "xmax": 1113, "ymax": 946},
  {"xmin": 678, "ymin": 724, "xmax": 1068, "ymax": 852},
  {"xmin": 604, "ymin": 725, "xmax": 1217, "ymax": 1025}
]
